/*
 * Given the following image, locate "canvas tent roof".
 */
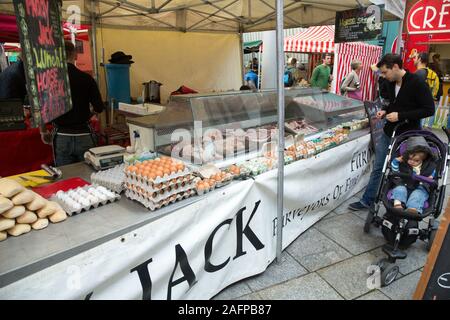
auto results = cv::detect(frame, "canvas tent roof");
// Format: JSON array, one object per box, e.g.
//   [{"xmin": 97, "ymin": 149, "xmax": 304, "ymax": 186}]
[
  {"xmin": 284, "ymin": 25, "xmax": 334, "ymax": 53},
  {"xmin": 0, "ymin": 0, "xmax": 394, "ymax": 34}
]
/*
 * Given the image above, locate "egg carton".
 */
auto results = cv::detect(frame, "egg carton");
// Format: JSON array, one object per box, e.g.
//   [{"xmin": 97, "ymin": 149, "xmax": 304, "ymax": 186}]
[
  {"xmin": 124, "ymin": 168, "xmax": 192, "ymax": 188},
  {"xmin": 90, "ymin": 164, "xmax": 126, "ymax": 194},
  {"xmin": 125, "ymin": 189, "xmax": 195, "ymax": 211},
  {"xmin": 124, "ymin": 173, "xmax": 194, "ymax": 193},
  {"xmin": 125, "ymin": 180, "xmax": 196, "ymax": 204},
  {"xmin": 51, "ymin": 185, "xmax": 120, "ymax": 216}
]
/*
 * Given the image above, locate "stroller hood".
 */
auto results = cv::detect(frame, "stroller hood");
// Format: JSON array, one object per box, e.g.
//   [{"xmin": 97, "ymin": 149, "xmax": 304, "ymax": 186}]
[{"xmin": 404, "ymin": 136, "xmax": 436, "ymax": 160}]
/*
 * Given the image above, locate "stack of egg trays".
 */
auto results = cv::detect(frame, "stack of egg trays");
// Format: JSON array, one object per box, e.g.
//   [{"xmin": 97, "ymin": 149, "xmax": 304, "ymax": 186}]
[
  {"xmin": 126, "ymin": 179, "xmax": 196, "ymax": 203},
  {"xmin": 125, "ymin": 189, "xmax": 196, "ymax": 211},
  {"xmin": 124, "ymin": 166, "xmax": 197, "ymax": 208},
  {"xmin": 90, "ymin": 164, "xmax": 126, "ymax": 194},
  {"xmin": 50, "ymin": 185, "xmax": 121, "ymax": 216}
]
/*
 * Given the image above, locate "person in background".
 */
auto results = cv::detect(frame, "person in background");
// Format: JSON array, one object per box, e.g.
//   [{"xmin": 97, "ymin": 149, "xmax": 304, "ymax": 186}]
[
  {"xmin": 252, "ymin": 57, "xmax": 259, "ymax": 71},
  {"xmin": 244, "ymin": 67, "xmax": 258, "ymax": 90},
  {"xmin": 286, "ymin": 57, "xmax": 300, "ymax": 86},
  {"xmin": 429, "ymin": 53, "xmax": 444, "ymax": 101},
  {"xmin": 40, "ymin": 41, "xmax": 104, "ymax": 166},
  {"xmin": 298, "ymin": 63, "xmax": 308, "ymax": 82},
  {"xmin": 413, "ymin": 52, "xmax": 429, "ymax": 82},
  {"xmin": 0, "ymin": 56, "xmax": 27, "ymax": 103},
  {"xmin": 341, "ymin": 60, "xmax": 363, "ymax": 100},
  {"xmin": 413, "ymin": 52, "xmax": 440, "ymax": 101},
  {"xmin": 310, "ymin": 53, "xmax": 332, "ymax": 90},
  {"xmin": 349, "ymin": 53, "xmax": 435, "ymax": 211}
]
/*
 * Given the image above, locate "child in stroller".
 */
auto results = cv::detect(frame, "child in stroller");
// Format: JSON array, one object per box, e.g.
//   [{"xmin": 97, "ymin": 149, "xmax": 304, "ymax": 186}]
[
  {"xmin": 390, "ymin": 136, "xmax": 437, "ymax": 217},
  {"xmin": 364, "ymin": 125, "xmax": 450, "ymax": 287}
]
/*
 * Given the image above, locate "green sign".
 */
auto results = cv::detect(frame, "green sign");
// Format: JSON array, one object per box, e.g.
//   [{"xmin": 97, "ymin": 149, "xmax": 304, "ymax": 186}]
[{"xmin": 13, "ymin": 0, "xmax": 72, "ymax": 125}]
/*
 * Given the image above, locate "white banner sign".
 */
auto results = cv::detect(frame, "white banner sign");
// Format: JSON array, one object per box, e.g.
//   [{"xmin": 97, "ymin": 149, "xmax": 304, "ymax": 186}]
[{"xmin": 0, "ymin": 135, "xmax": 372, "ymax": 299}]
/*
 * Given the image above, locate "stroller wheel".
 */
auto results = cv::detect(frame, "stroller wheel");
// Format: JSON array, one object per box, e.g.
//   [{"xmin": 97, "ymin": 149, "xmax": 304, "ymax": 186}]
[
  {"xmin": 381, "ymin": 264, "xmax": 399, "ymax": 287},
  {"xmin": 364, "ymin": 211, "xmax": 374, "ymax": 233},
  {"xmin": 426, "ymin": 229, "xmax": 437, "ymax": 252}
]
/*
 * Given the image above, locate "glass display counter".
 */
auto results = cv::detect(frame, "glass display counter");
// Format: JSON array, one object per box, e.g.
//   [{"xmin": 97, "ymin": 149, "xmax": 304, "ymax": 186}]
[{"xmin": 153, "ymin": 88, "xmax": 369, "ymax": 166}]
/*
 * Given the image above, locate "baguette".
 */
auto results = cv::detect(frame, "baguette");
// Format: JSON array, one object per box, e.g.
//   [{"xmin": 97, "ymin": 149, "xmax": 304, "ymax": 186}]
[
  {"xmin": 26, "ymin": 195, "xmax": 47, "ymax": 211},
  {"xmin": 0, "ymin": 217, "xmax": 15, "ymax": 231},
  {"xmin": 49, "ymin": 209, "xmax": 67, "ymax": 223},
  {"xmin": 16, "ymin": 211, "xmax": 38, "ymax": 224},
  {"xmin": 31, "ymin": 218, "xmax": 49, "ymax": 230},
  {"xmin": 7, "ymin": 224, "xmax": 31, "ymax": 236},
  {"xmin": 0, "ymin": 231, "xmax": 6, "ymax": 241},
  {"xmin": 0, "ymin": 178, "xmax": 24, "ymax": 198},
  {"xmin": 36, "ymin": 202, "xmax": 57, "ymax": 218},
  {"xmin": 11, "ymin": 190, "xmax": 36, "ymax": 205},
  {"xmin": 2, "ymin": 205, "xmax": 26, "ymax": 219},
  {"xmin": 0, "ymin": 196, "xmax": 14, "ymax": 214}
]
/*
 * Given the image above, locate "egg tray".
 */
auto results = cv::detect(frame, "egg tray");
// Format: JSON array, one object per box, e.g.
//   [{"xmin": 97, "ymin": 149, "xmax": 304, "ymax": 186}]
[
  {"xmin": 124, "ymin": 168, "xmax": 192, "ymax": 189},
  {"xmin": 125, "ymin": 180, "xmax": 196, "ymax": 204},
  {"xmin": 124, "ymin": 172, "xmax": 194, "ymax": 193},
  {"xmin": 50, "ymin": 186, "xmax": 121, "ymax": 216},
  {"xmin": 125, "ymin": 189, "xmax": 196, "ymax": 211}
]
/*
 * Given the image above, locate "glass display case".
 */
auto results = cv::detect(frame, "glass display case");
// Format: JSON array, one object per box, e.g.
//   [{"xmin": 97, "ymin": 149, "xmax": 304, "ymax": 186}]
[{"xmin": 154, "ymin": 87, "xmax": 369, "ymax": 166}]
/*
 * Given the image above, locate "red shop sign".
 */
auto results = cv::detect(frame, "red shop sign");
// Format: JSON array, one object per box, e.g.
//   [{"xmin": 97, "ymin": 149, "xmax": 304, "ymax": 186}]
[{"xmin": 407, "ymin": 0, "xmax": 450, "ymax": 34}]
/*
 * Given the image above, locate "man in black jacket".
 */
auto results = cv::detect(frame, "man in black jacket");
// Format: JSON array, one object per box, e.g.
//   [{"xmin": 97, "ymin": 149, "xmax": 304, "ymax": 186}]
[
  {"xmin": 41, "ymin": 41, "xmax": 104, "ymax": 166},
  {"xmin": 349, "ymin": 53, "xmax": 435, "ymax": 211},
  {"xmin": 0, "ymin": 58, "xmax": 27, "ymax": 102}
]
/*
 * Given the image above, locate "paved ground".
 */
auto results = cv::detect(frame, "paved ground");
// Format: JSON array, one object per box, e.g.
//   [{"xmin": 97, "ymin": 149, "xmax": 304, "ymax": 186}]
[{"xmin": 212, "ymin": 129, "xmax": 450, "ymax": 300}]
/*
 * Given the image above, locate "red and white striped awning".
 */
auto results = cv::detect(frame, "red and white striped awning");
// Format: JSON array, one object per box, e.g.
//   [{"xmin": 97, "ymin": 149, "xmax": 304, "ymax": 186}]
[{"xmin": 284, "ymin": 25, "xmax": 335, "ymax": 53}]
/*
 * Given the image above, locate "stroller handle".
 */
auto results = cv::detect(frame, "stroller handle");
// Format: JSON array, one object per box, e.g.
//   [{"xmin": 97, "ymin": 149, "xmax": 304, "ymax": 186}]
[{"xmin": 391, "ymin": 120, "xmax": 409, "ymax": 138}]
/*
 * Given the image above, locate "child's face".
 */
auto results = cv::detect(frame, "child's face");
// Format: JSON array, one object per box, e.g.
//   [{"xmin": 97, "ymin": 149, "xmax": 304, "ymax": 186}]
[{"xmin": 407, "ymin": 152, "xmax": 426, "ymax": 167}]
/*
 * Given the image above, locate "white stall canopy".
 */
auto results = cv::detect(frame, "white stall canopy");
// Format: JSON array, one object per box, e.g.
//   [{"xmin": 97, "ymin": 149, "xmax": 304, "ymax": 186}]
[{"xmin": 0, "ymin": 0, "xmax": 397, "ymax": 34}]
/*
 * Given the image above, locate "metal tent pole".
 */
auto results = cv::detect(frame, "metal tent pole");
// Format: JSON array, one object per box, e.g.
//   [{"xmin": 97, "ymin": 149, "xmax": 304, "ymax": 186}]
[
  {"xmin": 91, "ymin": 0, "xmax": 99, "ymax": 83},
  {"xmin": 275, "ymin": 0, "xmax": 285, "ymax": 263}
]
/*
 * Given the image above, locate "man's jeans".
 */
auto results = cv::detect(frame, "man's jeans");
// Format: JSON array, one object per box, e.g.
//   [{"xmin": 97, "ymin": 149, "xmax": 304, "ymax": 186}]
[
  {"xmin": 361, "ymin": 133, "xmax": 391, "ymax": 207},
  {"xmin": 392, "ymin": 185, "xmax": 429, "ymax": 214},
  {"xmin": 54, "ymin": 134, "xmax": 95, "ymax": 167}
]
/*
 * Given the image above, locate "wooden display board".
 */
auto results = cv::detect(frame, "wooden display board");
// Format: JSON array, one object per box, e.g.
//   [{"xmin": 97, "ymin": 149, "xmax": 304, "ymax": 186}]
[
  {"xmin": 13, "ymin": 0, "xmax": 72, "ymax": 126},
  {"xmin": 414, "ymin": 199, "xmax": 450, "ymax": 300}
]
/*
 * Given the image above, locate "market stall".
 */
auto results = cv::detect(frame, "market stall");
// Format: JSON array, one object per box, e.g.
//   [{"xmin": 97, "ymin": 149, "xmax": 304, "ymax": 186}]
[
  {"xmin": 0, "ymin": 87, "xmax": 373, "ymax": 299},
  {"xmin": 284, "ymin": 25, "xmax": 383, "ymax": 101},
  {"xmin": 0, "ymin": 0, "xmax": 384, "ymax": 299}
]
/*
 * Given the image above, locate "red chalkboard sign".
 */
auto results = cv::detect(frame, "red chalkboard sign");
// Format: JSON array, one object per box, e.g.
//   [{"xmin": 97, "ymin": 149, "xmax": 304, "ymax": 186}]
[{"xmin": 13, "ymin": 0, "xmax": 72, "ymax": 125}]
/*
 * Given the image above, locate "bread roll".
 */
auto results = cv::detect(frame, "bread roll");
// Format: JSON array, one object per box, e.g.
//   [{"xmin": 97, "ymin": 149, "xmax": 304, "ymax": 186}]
[
  {"xmin": 36, "ymin": 202, "xmax": 57, "ymax": 218},
  {"xmin": 0, "ymin": 217, "xmax": 15, "ymax": 231},
  {"xmin": 26, "ymin": 195, "xmax": 47, "ymax": 211},
  {"xmin": 0, "ymin": 231, "xmax": 6, "ymax": 241},
  {"xmin": 0, "ymin": 178, "xmax": 25, "ymax": 198},
  {"xmin": 7, "ymin": 224, "xmax": 31, "ymax": 236},
  {"xmin": 2, "ymin": 205, "xmax": 26, "ymax": 219},
  {"xmin": 49, "ymin": 209, "xmax": 67, "ymax": 223},
  {"xmin": 31, "ymin": 218, "xmax": 49, "ymax": 230},
  {"xmin": 11, "ymin": 190, "xmax": 36, "ymax": 205},
  {"xmin": 0, "ymin": 196, "xmax": 14, "ymax": 214},
  {"xmin": 16, "ymin": 211, "xmax": 38, "ymax": 224}
]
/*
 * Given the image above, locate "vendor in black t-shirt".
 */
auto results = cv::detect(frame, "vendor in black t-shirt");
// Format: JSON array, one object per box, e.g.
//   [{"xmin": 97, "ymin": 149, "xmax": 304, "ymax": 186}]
[{"xmin": 41, "ymin": 41, "xmax": 104, "ymax": 166}]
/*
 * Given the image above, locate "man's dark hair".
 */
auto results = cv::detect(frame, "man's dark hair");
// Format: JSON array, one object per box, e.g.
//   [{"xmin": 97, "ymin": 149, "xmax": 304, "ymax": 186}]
[
  {"xmin": 417, "ymin": 52, "xmax": 429, "ymax": 66},
  {"xmin": 376, "ymin": 53, "xmax": 403, "ymax": 69},
  {"xmin": 64, "ymin": 41, "xmax": 76, "ymax": 59},
  {"xmin": 322, "ymin": 53, "xmax": 331, "ymax": 60}
]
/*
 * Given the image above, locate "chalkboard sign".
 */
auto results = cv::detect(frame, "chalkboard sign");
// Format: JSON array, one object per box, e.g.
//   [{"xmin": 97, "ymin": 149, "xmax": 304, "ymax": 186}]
[
  {"xmin": 414, "ymin": 204, "xmax": 450, "ymax": 300},
  {"xmin": 13, "ymin": 0, "xmax": 72, "ymax": 126},
  {"xmin": 364, "ymin": 100, "xmax": 385, "ymax": 152},
  {"xmin": 335, "ymin": 5, "xmax": 384, "ymax": 43}
]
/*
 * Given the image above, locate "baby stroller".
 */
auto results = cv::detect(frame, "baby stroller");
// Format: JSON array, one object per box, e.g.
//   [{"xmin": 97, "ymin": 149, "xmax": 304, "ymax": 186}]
[{"xmin": 364, "ymin": 122, "xmax": 450, "ymax": 286}]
